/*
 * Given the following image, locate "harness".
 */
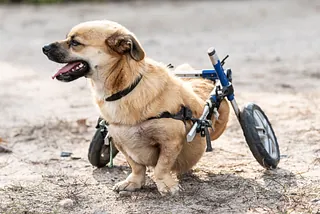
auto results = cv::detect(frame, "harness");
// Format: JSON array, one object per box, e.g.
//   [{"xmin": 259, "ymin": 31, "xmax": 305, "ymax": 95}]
[
  {"xmin": 104, "ymin": 74, "xmax": 195, "ymax": 124},
  {"xmin": 147, "ymin": 105, "xmax": 213, "ymax": 152},
  {"xmin": 147, "ymin": 105, "xmax": 193, "ymax": 124},
  {"xmin": 104, "ymin": 71, "xmax": 213, "ymax": 153}
]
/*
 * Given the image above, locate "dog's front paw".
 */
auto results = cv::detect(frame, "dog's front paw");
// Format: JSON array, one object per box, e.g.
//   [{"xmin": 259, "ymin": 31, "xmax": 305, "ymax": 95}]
[
  {"xmin": 155, "ymin": 179, "xmax": 181, "ymax": 196},
  {"xmin": 112, "ymin": 180, "xmax": 142, "ymax": 192}
]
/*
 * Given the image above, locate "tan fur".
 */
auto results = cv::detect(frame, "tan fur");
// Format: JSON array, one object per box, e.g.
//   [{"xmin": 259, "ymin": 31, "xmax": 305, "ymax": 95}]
[{"xmin": 52, "ymin": 20, "xmax": 230, "ymax": 195}]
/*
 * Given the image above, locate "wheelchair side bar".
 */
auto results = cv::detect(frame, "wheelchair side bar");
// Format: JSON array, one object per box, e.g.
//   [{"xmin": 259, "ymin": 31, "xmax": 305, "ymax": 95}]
[
  {"xmin": 173, "ymin": 69, "xmax": 219, "ymax": 81},
  {"xmin": 187, "ymin": 105, "xmax": 210, "ymax": 142}
]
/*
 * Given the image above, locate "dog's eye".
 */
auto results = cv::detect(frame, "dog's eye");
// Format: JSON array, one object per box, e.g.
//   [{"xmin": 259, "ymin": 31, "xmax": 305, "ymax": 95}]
[{"xmin": 70, "ymin": 39, "xmax": 81, "ymax": 47}]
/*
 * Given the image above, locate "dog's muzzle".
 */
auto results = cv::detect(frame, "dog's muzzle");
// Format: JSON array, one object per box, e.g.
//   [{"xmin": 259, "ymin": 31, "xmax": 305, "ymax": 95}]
[
  {"xmin": 43, "ymin": 43, "xmax": 90, "ymax": 82},
  {"xmin": 42, "ymin": 43, "xmax": 54, "ymax": 55},
  {"xmin": 42, "ymin": 43, "xmax": 67, "ymax": 63}
]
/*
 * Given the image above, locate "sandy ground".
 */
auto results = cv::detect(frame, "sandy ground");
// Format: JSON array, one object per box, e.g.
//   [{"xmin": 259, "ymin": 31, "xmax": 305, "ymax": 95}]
[{"xmin": 0, "ymin": 0, "xmax": 320, "ymax": 213}]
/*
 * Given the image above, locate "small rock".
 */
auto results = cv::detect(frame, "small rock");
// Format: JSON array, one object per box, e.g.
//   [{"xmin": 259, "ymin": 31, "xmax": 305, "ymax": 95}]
[
  {"xmin": 58, "ymin": 198, "xmax": 74, "ymax": 208},
  {"xmin": 235, "ymin": 168, "xmax": 244, "ymax": 173},
  {"xmin": 71, "ymin": 156, "xmax": 81, "ymax": 160},
  {"xmin": 76, "ymin": 118, "xmax": 89, "ymax": 133},
  {"xmin": 0, "ymin": 145, "xmax": 12, "ymax": 153},
  {"xmin": 279, "ymin": 83, "xmax": 292, "ymax": 89},
  {"xmin": 119, "ymin": 191, "xmax": 132, "ymax": 197}
]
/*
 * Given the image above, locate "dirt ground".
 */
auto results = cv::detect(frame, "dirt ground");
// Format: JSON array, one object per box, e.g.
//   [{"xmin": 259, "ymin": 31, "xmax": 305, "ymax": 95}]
[{"xmin": 0, "ymin": 0, "xmax": 319, "ymax": 213}]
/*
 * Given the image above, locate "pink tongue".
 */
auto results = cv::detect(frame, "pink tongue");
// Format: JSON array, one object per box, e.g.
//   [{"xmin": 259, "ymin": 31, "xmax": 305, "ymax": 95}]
[{"xmin": 52, "ymin": 61, "xmax": 81, "ymax": 79}]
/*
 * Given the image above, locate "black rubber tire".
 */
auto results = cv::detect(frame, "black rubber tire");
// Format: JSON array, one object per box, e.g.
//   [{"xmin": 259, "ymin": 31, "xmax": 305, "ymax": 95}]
[
  {"xmin": 239, "ymin": 103, "xmax": 280, "ymax": 169},
  {"xmin": 88, "ymin": 119, "xmax": 119, "ymax": 168}
]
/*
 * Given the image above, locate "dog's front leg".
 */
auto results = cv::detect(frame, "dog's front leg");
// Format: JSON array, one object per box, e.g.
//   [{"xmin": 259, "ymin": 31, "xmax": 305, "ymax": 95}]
[
  {"xmin": 113, "ymin": 154, "xmax": 146, "ymax": 192},
  {"xmin": 154, "ymin": 140, "xmax": 183, "ymax": 196}
]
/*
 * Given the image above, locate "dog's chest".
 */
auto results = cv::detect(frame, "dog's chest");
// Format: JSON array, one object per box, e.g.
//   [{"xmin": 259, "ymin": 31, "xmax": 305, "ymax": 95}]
[
  {"xmin": 90, "ymin": 83, "xmax": 139, "ymax": 124},
  {"xmin": 108, "ymin": 122, "xmax": 161, "ymax": 166},
  {"xmin": 98, "ymin": 101, "xmax": 140, "ymax": 125}
]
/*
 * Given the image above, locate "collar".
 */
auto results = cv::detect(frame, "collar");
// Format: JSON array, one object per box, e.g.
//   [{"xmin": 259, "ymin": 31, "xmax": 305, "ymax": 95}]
[{"xmin": 105, "ymin": 74, "xmax": 143, "ymax": 102}]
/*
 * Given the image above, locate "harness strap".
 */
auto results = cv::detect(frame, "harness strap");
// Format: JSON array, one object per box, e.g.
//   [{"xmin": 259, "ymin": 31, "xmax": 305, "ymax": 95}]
[
  {"xmin": 147, "ymin": 105, "xmax": 193, "ymax": 124},
  {"xmin": 148, "ymin": 106, "xmax": 214, "ymax": 152}
]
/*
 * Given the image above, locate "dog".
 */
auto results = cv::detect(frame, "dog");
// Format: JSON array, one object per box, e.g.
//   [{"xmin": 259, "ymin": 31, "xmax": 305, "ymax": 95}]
[{"xmin": 43, "ymin": 20, "xmax": 230, "ymax": 196}]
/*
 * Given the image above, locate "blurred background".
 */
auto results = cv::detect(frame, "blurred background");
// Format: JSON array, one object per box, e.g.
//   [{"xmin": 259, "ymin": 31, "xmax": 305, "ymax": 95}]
[
  {"xmin": 0, "ymin": 0, "xmax": 319, "ymax": 127},
  {"xmin": 0, "ymin": 0, "xmax": 319, "ymax": 213}
]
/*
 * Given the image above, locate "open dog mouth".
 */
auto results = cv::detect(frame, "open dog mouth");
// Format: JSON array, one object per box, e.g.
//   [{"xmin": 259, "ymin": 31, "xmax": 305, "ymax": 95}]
[{"xmin": 52, "ymin": 61, "xmax": 90, "ymax": 82}]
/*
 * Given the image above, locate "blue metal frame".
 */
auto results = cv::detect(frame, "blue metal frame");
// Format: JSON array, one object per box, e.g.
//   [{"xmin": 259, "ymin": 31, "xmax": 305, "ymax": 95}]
[
  {"xmin": 210, "ymin": 61, "xmax": 234, "ymax": 101},
  {"xmin": 199, "ymin": 68, "xmax": 234, "ymax": 101},
  {"xmin": 198, "ymin": 66, "xmax": 234, "ymax": 101},
  {"xmin": 186, "ymin": 47, "xmax": 241, "ymax": 143},
  {"xmin": 201, "ymin": 69, "xmax": 219, "ymax": 81}
]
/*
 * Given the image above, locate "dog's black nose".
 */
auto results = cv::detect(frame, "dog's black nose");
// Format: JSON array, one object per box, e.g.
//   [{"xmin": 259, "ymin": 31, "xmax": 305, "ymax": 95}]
[{"xmin": 42, "ymin": 44, "xmax": 52, "ymax": 55}]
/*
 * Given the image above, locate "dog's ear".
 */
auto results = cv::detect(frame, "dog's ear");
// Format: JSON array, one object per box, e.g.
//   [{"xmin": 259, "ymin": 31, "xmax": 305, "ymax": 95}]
[{"xmin": 106, "ymin": 33, "xmax": 145, "ymax": 61}]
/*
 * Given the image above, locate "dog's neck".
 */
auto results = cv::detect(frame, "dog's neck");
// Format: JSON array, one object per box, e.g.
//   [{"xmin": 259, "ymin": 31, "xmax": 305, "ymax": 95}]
[
  {"xmin": 89, "ymin": 56, "xmax": 145, "ymax": 102},
  {"xmin": 89, "ymin": 57, "xmax": 173, "ymax": 125}
]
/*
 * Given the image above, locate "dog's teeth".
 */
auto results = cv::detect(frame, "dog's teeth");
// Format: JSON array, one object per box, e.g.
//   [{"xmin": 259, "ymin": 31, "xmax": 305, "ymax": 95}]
[
  {"xmin": 79, "ymin": 64, "xmax": 84, "ymax": 68},
  {"xmin": 71, "ymin": 68, "xmax": 75, "ymax": 71}
]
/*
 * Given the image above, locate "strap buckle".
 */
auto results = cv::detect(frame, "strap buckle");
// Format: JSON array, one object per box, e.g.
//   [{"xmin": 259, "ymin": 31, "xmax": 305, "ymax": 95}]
[{"xmin": 192, "ymin": 119, "xmax": 214, "ymax": 152}]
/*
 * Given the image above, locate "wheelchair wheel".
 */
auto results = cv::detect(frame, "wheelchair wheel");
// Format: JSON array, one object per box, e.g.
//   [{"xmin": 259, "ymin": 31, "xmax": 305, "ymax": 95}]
[
  {"xmin": 88, "ymin": 118, "xmax": 119, "ymax": 168},
  {"xmin": 240, "ymin": 103, "xmax": 280, "ymax": 169}
]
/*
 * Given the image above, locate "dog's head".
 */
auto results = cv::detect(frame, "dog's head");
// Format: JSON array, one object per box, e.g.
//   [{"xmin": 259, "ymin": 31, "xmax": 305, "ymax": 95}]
[{"xmin": 42, "ymin": 20, "xmax": 145, "ymax": 82}]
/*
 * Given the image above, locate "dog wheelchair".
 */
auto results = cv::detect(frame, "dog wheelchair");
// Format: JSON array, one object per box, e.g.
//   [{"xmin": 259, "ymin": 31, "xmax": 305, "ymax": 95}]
[{"xmin": 88, "ymin": 47, "xmax": 280, "ymax": 170}]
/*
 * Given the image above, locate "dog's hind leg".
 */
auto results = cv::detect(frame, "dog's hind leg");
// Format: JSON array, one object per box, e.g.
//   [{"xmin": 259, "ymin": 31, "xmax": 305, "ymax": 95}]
[
  {"xmin": 154, "ymin": 140, "xmax": 183, "ymax": 196},
  {"xmin": 113, "ymin": 155, "xmax": 146, "ymax": 192}
]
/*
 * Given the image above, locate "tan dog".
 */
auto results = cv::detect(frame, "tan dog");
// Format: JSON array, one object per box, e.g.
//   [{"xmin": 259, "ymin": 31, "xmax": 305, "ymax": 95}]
[{"xmin": 43, "ymin": 20, "xmax": 230, "ymax": 196}]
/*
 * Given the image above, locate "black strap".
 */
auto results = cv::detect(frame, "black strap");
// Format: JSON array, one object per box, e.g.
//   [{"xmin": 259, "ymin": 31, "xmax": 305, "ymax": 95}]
[
  {"xmin": 148, "ymin": 106, "xmax": 193, "ymax": 123},
  {"xmin": 105, "ymin": 74, "xmax": 143, "ymax": 102}
]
